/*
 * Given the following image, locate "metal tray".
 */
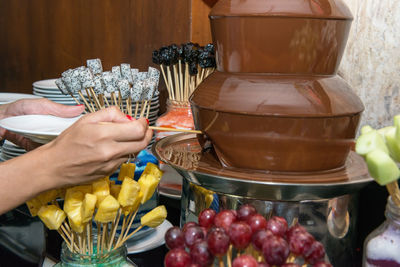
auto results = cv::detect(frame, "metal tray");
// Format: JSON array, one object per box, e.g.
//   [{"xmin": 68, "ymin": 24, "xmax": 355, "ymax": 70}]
[{"xmin": 153, "ymin": 133, "xmax": 373, "ymax": 201}]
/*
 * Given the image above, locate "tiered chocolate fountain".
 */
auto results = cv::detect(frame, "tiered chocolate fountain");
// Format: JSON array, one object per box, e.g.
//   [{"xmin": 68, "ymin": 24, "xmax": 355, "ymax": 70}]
[{"xmin": 154, "ymin": 0, "xmax": 372, "ymax": 265}]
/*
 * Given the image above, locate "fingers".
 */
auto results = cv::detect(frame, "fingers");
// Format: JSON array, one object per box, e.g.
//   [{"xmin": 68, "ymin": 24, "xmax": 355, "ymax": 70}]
[
  {"xmin": 81, "ymin": 106, "xmax": 131, "ymax": 124},
  {"xmin": 95, "ymin": 117, "xmax": 150, "ymax": 142},
  {"xmin": 10, "ymin": 99, "xmax": 85, "ymax": 117},
  {"xmin": 111, "ymin": 128, "xmax": 153, "ymax": 157}
]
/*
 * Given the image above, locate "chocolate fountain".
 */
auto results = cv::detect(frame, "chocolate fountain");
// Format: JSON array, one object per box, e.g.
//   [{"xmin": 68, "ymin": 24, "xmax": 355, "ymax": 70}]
[{"xmin": 154, "ymin": 0, "xmax": 372, "ymax": 265}]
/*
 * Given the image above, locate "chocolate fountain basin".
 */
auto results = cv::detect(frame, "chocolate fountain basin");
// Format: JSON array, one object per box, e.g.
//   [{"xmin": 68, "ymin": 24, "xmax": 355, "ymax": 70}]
[{"xmin": 190, "ymin": 72, "xmax": 364, "ymax": 172}]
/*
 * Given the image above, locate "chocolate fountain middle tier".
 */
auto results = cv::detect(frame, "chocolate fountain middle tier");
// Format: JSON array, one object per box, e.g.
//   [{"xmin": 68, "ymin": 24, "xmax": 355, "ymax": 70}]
[{"xmin": 190, "ymin": 72, "xmax": 364, "ymax": 172}]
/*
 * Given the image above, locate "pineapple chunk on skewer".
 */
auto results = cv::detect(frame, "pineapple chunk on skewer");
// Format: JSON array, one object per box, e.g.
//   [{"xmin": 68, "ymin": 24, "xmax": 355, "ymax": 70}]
[
  {"xmin": 94, "ymin": 195, "xmax": 120, "ymax": 223},
  {"xmin": 26, "ymin": 189, "xmax": 60, "ymax": 216},
  {"xmin": 92, "ymin": 177, "xmax": 110, "ymax": 208},
  {"xmin": 138, "ymin": 173, "xmax": 160, "ymax": 204},
  {"xmin": 26, "ymin": 197, "xmax": 43, "ymax": 217},
  {"xmin": 110, "ymin": 184, "xmax": 121, "ymax": 199},
  {"xmin": 141, "ymin": 163, "xmax": 163, "ymax": 178},
  {"xmin": 118, "ymin": 177, "xmax": 140, "ymax": 207},
  {"xmin": 38, "ymin": 205, "xmax": 67, "ymax": 230},
  {"xmin": 64, "ymin": 189, "xmax": 84, "ymax": 228},
  {"xmin": 141, "ymin": 205, "xmax": 167, "ymax": 228},
  {"xmin": 37, "ymin": 189, "xmax": 59, "ymax": 205},
  {"xmin": 81, "ymin": 193, "xmax": 97, "ymax": 224},
  {"xmin": 122, "ymin": 192, "xmax": 143, "ymax": 216},
  {"xmin": 70, "ymin": 185, "xmax": 92, "ymax": 195},
  {"xmin": 117, "ymin": 163, "xmax": 136, "ymax": 181}
]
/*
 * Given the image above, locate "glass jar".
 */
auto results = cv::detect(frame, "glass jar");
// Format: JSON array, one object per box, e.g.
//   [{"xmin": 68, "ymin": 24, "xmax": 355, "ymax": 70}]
[
  {"xmin": 54, "ymin": 240, "xmax": 135, "ymax": 267},
  {"xmin": 155, "ymin": 100, "xmax": 194, "ymax": 141},
  {"xmin": 363, "ymin": 196, "xmax": 400, "ymax": 266}
]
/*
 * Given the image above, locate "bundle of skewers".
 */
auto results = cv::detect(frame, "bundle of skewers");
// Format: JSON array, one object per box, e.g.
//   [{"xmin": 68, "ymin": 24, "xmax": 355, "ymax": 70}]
[
  {"xmin": 55, "ymin": 58, "xmax": 202, "ymax": 134},
  {"xmin": 152, "ymin": 42, "xmax": 216, "ymax": 102},
  {"xmin": 26, "ymin": 162, "xmax": 167, "ymax": 255},
  {"xmin": 55, "ymin": 59, "xmax": 159, "ymax": 120}
]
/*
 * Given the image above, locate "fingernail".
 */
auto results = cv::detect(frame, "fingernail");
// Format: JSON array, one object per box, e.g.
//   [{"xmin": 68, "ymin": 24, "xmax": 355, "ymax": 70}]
[
  {"xmin": 76, "ymin": 104, "xmax": 84, "ymax": 106},
  {"xmin": 146, "ymin": 118, "xmax": 149, "ymax": 125},
  {"xmin": 126, "ymin": 115, "xmax": 133, "ymax": 121}
]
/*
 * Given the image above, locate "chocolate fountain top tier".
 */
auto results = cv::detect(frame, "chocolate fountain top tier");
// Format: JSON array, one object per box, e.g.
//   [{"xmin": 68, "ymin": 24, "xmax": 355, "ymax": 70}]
[{"xmin": 210, "ymin": 0, "xmax": 353, "ymax": 75}]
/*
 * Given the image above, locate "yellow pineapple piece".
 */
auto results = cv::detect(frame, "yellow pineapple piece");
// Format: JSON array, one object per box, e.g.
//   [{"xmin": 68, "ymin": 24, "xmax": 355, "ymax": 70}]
[
  {"xmin": 138, "ymin": 174, "xmax": 160, "ymax": 204},
  {"xmin": 26, "ymin": 197, "xmax": 43, "ymax": 217},
  {"xmin": 142, "ymin": 163, "xmax": 163, "ymax": 178},
  {"xmin": 140, "ymin": 205, "xmax": 167, "ymax": 228},
  {"xmin": 69, "ymin": 218, "xmax": 84, "ymax": 233},
  {"xmin": 121, "ymin": 191, "xmax": 143, "ymax": 216},
  {"xmin": 37, "ymin": 189, "xmax": 59, "ymax": 205},
  {"xmin": 64, "ymin": 189, "xmax": 84, "ymax": 227},
  {"xmin": 118, "ymin": 177, "xmax": 140, "ymax": 207},
  {"xmin": 70, "ymin": 184, "xmax": 92, "ymax": 195},
  {"xmin": 117, "ymin": 163, "xmax": 136, "ymax": 181},
  {"xmin": 94, "ymin": 195, "xmax": 120, "ymax": 223},
  {"xmin": 38, "ymin": 205, "xmax": 66, "ymax": 230},
  {"xmin": 81, "ymin": 193, "xmax": 97, "ymax": 224},
  {"xmin": 110, "ymin": 184, "xmax": 121, "ymax": 199},
  {"xmin": 92, "ymin": 177, "xmax": 110, "ymax": 208}
]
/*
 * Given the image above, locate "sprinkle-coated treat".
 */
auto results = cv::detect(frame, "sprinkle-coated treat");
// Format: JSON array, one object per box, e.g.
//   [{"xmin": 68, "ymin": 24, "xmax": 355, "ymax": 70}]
[
  {"xmin": 79, "ymin": 68, "xmax": 95, "ymax": 89},
  {"xmin": 136, "ymin": 72, "xmax": 148, "ymax": 81},
  {"xmin": 112, "ymin": 66, "xmax": 122, "ymax": 80},
  {"xmin": 102, "ymin": 71, "xmax": 116, "ymax": 93},
  {"xmin": 148, "ymin": 67, "xmax": 160, "ymax": 85},
  {"xmin": 86, "ymin": 58, "xmax": 103, "ymax": 75},
  {"xmin": 121, "ymin": 64, "xmax": 133, "ymax": 84},
  {"xmin": 117, "ymin": 79, "xmax": 130, "ymax": 99},
  {"xmin": 93, "ymin": 75, "xmax": 105, "ymax": 95},
  {"xmin": 55, "ymin": 78, "xmax": 69, "ymax": 95},
  {"xmin": 131, "ymin": 80, "xmax": 143, "ymax": 102}
]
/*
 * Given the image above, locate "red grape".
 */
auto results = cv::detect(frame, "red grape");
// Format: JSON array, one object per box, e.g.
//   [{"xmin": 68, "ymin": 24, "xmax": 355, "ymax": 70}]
[
  {"xmin": 251, "ymin": 229, "xmax": 273, "ymax": 251},
  {"xmin": 247, "ymin": 214, "xmax": 267, "ymax": 233},
  {"xmin": 183, "ymin": 222, "xmax": 198, "ymax": 233},
  {"xmin": 184, "ymin": 226, "xmax": 205, "ymax": 248},
  {"xmin": 164, "ymin": 248, "xmax": 192, "ymax": 267},
  {"xmin": 286, "ymin": 224, "xmax": 307, "ymax": 240},
  {"xmin": 289, "ymin": 231, "xmax": 314, "ymax": 256},
  {"xmin": 232, "ymin": 254, "xmax": 258, "ymax": 267},
  {"xmin": 257, "ymin": 262, "xmax": 271, "ymax": 267},
  {"xmin": 214, "ymin": 210, "xmax": 237, "ymax": 232},
  {"xmin": 237, "ymin": 204, "xmax": 257, "ymax": 221},
  {"xmin": 304, "ymin": 241, "xmax": 325, "ymax": 264},
  {"xmin": 262, "ymin": 235, "xmax": 290, "ymax": 265},
  {"xmin": 186, "ymin": 264, "xmax": 201, "ymax": 267},
  {"xmin": 266, "ymin": 216, "xmax": 288, "ymax": 237},
  {"xmin": 313, "ymin": 262, "xmax": 332, "ymax": 267},
  {"xmin": 207, "ymin": 227, "xmax": 230, "ymax": 256},
  {"xmin": 281, "ymin": 264, "xmax": 301, "ymax": 267},
  {"xmin": 190, "ymin": 240, "xmax": 214, "ymax": 267},
  {"xmin": 229, "ymin": 221, "xmax": 252, "ymax": 250},
  {"xmin": 198, "ymin": 209, "xmax": 216, "ymax": 229},
  {"xmin": 165, "ymin": 227, "xmax": 185, "ymax": 249}
]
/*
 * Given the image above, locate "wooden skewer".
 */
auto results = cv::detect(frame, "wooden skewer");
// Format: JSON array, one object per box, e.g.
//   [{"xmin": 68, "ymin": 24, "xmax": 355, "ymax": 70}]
[
  {"xmin": 101, "ymin": 223, "xmax": 107, "ymax": 254},
  {"xmin": 218, "ymin": 256, "xmax": 224, "ymax": 267},
  {"xmin": 57, "ymin": 229, "xmax": 73, "ymax": 252},
  {"xmin": 108, "ymin": 209, "xmax": 121, "ymax": 250},
  {"xmin": 139, "ymin": 101, "xmax": 148, "ymax": 118},
  {"xmin": 178, "ymin": 60, "xmax": 184, "ymax": 101},
  {"xmin": 96, "ymin": 222, "xmax": 101, "ymax": 254},
  {"xmin": 166, "ymin": 66, "xmax": 175, "ymax": 100},
  {"xmin": 160, "ymin": 65, "xmax": 173, "ymax": 100},
  {"xmin": 90, "ymin": 88, "xmax": 102, "ymax": 110},
  {"xmin": 386, "ymin": 181, "xmax": 400, "ymax": 207},
  {"xmin": 173, "ymin": 65, "xmax": 181, "ymax": 101},
  {"xmin": 85, "ymin": 88, "xmax": 96, "ymax": 111},
  {"xmin": 117, "ymin": 225, "xmax": 143, "ymax": 248},
  {"xmin": 134, "ymin": 102, "xmax": 139, "ymax": 119},
  {"xmin": 77, "ymin": 91, "xmax": 94, "ymax": 113},
  {"xmin": 149, "ymin": 126, "xmax": 202, "ymax": 134},
  {"xmin": 119, "ymin": 208, "xmax": 139, "ymax": 247},
  {"xmin": 117, "ymin": 90, "xmax": 124, "ymax": 113},
  {"xmin": 227, "ymin": 245, "xmax": 232, "ymax": 267},
  {"xmin": 116, "ymin": 214, "xmax": 128, "ymax": 247},
  {"xmin": 146, "ymin": 101, "xmax": 151, "ymax": 119}
]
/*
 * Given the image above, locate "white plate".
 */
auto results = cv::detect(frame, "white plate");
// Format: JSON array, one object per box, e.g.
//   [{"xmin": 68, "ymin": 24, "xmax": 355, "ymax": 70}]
[
  {"xmin": 33, "ymin": 88, "xmax": 63, "ymax": 95},
  {"xmin": 33, "ymin": 92, "xmax": 76, "ymax": 99},
  {"xmin": 0, "ymin": 115, "xmax": 81, "ymax": 144},
  {"xmin": 32, "ymin": 79, "xmax": 58, "ymax": 89},
  {"xmin": 127, "ymin": 220, "xmax": 172, "ymax": 254},
  {"xmin": 0, "ymin": 93, "xmax": 42, "ymax": 104}
]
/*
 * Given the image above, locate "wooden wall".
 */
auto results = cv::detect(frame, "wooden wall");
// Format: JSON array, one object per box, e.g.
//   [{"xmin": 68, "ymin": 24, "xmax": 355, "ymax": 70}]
[{"xmin": 0, "ymin": 0, "xmax": 214, "ymax": 99}]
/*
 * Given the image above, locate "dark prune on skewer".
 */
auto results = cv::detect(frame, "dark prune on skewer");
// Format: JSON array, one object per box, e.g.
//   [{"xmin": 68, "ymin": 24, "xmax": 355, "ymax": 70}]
[
  {"xmin": 152, "ymin": 50, "xmax": 162, "ymax": 65},
  {"xmin": 189, "ymin": 62, "xmax": 198, "ymax": 75},
  {"xmin": 159, "ymin": 46, "xmax": 172, "ymax": 66}
]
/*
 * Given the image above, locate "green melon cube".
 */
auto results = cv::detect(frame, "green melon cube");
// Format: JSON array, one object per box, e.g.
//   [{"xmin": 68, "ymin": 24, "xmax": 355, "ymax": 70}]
[{"xmin": 366, "ymin": 150, "xmax": 400, "ymax": 186}]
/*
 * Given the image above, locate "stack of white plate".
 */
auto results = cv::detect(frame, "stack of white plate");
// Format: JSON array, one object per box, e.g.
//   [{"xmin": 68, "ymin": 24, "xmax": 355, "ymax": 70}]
[
  {"xmin": 32, "ymin": 79, "xmax": 79, "ymax": 105},
  {"xmin": 0, "ymin": 140, "xmax": 26, "ymax": 162}
]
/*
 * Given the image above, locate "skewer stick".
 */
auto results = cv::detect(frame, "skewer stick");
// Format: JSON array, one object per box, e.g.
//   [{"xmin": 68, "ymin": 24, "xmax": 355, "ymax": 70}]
[
  {"xmin": 96, "ymin": 222, "xmax": 101, "ymax": 254},
  {"xmin": 227, "ymin": 245, "xmax": 232, "ymax": 267},
  {"xmin": 101, "ymin": 223, "xmax": 107, "ymax": 254},
  {"xmin": 134, "ymin": 102, "xmax": 139, "ymax": 119},
  {"xmin": 78, "ymin": 234, "xmax": 83, "ymax": 254},
  {"xmin": 149, "ymin": 126, "xmax": 202, "ymax": 134},
  {"xmin": 102, "ymin": 94, "xmax": 110, "ymax": 107},
  {"xmin": 86, "ymin": 224, "xmax": 91, "ymax": 255},
  {"xmin": 116, "ymin": 214, "xmax": 128, "ymax": 247},
  {"xmin": 85, "ymin": 88, "xmax": 96, "ymax": 111},
  {"xmin": 118, "ymin": 225, "xmax": 143, "ymax": 247},
  {"xmin": 117, "ymin": 90, "xmax": 124, "ymax": 113},
  {"xmin": 179, "ymin": 60, "xmax": 184, "ymax": 101},
  {"xmin": 173, "ymin": 65, "xmax": 181, "ymax": 101},
  {"xmin": 90, "ymin": 223, "xmax": 93, "ymax": 254},
  {"xmin": 57, "ymin": 229, "xmax": 72, "ymax": 251},
  {"xmin": 98, "ymin": 93, "xmax": 105, "ymax": 108},
  {"xmin": 166, "ymin": 66, "xmax": 175, "ymax": 100},
  {"xmin": 90, "ymin": 88, "xmax": 102, "ymax": 110},
  {"xmin": 386, "ymin": 181, "xmax": 400, "ymax": 207},
  {"xmin": 160, "ymin": 65, "xmax": 173, "ymax": 100},
  {"xmin": 119, "ymin": 208, "xmax": 139, "ymax": 246},
  {"xmin": 140, "ymin": 101, "xmax": 148, "ymax": 118},
  {"xmin": 185, "ymin": 63, "xmax": 190, "ymax": 101},
  {"xmin": 146, "ymin": 100, "xmax": 151, "ymax": 119},
  {"xmin": 218, "ymin": 257, "xmax": 224, "ymax": 267},
  {"xmin": 77, "ymin": 91, "xmax": 94, "ymax": 113},
  {"xmin": 108, "ymin": 209, "xmax": 122, "ymax": 250}
]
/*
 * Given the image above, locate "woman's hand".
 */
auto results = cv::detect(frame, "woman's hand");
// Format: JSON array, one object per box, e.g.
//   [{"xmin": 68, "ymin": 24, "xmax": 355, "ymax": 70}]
[
  {"xmin": 39, "ymin": 106, "xmax": 152, "ymax": 188},
  {"xmin": 0, "ymin": 98, "xmax": 84, "ymax": 150}
]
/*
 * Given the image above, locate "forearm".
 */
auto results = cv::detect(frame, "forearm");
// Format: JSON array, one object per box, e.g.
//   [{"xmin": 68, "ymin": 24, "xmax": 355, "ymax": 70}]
[{"xmin": 0, "ymin": 144, "xmax": 56, "ymax": 215}]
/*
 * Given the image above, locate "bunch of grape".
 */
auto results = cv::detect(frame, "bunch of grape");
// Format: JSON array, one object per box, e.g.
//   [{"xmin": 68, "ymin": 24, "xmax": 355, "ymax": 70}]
[{"xmin": 164, "ymin": 204, "xmax": 332, "ymax": 267}]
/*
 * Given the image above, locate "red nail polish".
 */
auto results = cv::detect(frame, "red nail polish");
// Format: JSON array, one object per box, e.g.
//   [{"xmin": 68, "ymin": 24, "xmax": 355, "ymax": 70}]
[
  {"xmin": 126, "ymin": 115, "xmax": 133, "ymax": 121},
  {"xmin": 146, "ymin": 118, "xmax": 149, "ymax": 125},
  {"xmin": 76, "ymin": 104, "xmax": 84, "ymax": 106}
]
